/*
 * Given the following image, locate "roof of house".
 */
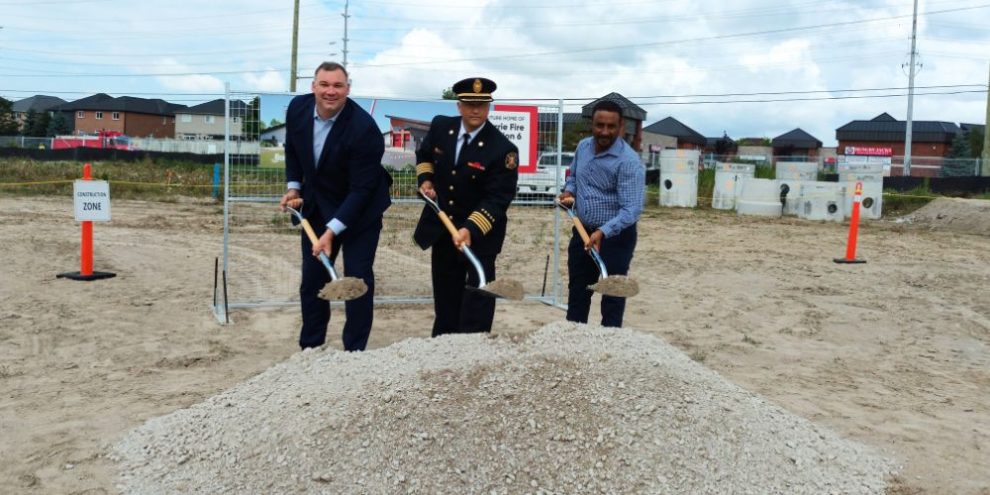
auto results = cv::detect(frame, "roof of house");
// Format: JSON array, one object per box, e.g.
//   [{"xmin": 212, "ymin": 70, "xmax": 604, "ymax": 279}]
[
  {"xmin": 772, "ymin": 128, "xmax": 822, "ymax": 149},
  {"xmin": 706, "ymin": 134, "xmax": 734, "ymax": 148},
  {"xmin": 538, "ymin": 112, "xmax": 585, "ymax": 125},
  {"xmin": 181, "ymin": 98, "xmax": 249, "ymax": 115},
  {"xmin": 836, "ymin": 113, "xmax": 960, "ymax": 143},
  {"xmin": 960, "ymin": 123, "xmax": 985, "ymax": 134},
  {"xmin": 642, "ymin": 117, "xmax": 707, "ymax": 147},
  {"xmin": 54, "ymin": 93, "xmax": 187, "ymax": 116},
  {"xmin": 12, "ymin": 95, "xmax": 67, "ymax": 113},
  {"xmin": 581, "ymin": 92, "xmax": 647, "ymax": 121}
]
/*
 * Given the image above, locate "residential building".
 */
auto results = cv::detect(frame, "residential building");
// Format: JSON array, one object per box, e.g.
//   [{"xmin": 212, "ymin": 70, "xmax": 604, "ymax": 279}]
[
  {"xmin": 52, "ymin": 93, "xmax": 186, "ymax": 138},
  {"xmin": 772, "ymin": 128, "xmax": 822, "ymax": 160},
  {"xmin": 175, "ymin": 99, "xmax": 247, "ymax": 140},
  {"xmin": 11, "ymin": 95, "xmax": 66, "ymax": 125}
]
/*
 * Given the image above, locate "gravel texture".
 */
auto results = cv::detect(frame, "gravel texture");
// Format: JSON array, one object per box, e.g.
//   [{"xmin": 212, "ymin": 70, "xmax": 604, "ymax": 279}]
[{"xmin": 113, "ymin": 322, "xmax": 893, "ymax": 494}]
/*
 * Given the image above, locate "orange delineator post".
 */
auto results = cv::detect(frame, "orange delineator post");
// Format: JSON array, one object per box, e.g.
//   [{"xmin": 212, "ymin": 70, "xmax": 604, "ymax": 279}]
[
  {"xmin": 81, "ymin": 163, "xmax": 93, "ymax": 276},
  {"xmin": 57, "ymin": 162, "xmax": 116, "ymax": 281},
  {"xmin": 834, "ymin": 181, "xmax": 866, "ymax": 264}
]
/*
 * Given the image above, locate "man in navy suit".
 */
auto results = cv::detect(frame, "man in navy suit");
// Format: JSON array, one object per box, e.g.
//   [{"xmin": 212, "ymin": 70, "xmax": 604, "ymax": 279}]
[
  {"xmin": 414, "ymin": 77, "xmax": 519, "ymax": 336},
  {"xmin": 278, "ymin": 61, "xmax": 392, "ymax": 351}
]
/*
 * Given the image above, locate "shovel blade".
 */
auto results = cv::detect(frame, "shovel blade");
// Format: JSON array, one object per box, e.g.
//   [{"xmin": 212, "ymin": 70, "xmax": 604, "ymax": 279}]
[
  {"xmin": 589, "ymin": 275, "xmax": 640, "ymax": 298},
  {"xmin": 470, "ymin": 277, "xmax": 524, "ymax": 300},
  {"xmin": 318, "ymin": 277, "xmax": 368, "ymax": 301}
]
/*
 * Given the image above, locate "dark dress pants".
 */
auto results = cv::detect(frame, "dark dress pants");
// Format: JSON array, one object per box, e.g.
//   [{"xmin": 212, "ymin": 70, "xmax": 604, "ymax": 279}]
[
  {"xmin": 430, "ymin": 237, "xmax": 497, "ymax": 337},
  {"xmin": 299, "ymin": 217, "xmax": 382, "ymax": 351},
  {"xmin": 566, "ymin": 224, "xmax": 637, "ymax": 328}
]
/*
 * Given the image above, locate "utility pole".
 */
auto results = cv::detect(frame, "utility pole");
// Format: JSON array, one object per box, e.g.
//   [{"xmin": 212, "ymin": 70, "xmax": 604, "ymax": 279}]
[
  {"xmin": 902, "ymin": 0, "xmax": 920, "ymax": 176},
  {"xmin": 342, "ymin": 0, "xmax": 350, "ymax": 68},
  {"xmin": 982, "ymin": 62, "xmax": 990, "ymax": 176},
  {"xmin": 289, "ymin": 0, "xmax": 300, "ymax": 92}
]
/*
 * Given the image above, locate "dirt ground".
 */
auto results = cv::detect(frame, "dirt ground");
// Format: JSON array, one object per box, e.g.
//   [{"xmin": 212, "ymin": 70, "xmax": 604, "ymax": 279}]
[{"xmin": 1, "ymin": 195, "xmax": 988, "ymax": 494}]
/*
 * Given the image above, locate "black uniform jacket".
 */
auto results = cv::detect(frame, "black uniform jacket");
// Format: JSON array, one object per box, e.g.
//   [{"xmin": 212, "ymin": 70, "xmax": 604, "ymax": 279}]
[{"xmin": 413, "ymin": 115, "xmax": 519, "ymax": 256}]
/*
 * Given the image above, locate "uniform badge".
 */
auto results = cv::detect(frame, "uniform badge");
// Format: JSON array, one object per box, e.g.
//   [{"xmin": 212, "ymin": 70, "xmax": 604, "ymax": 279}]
[
  {"xmin": 467, "ymin": 161, "xmax": 485, "ymax": 171},
  {"xmin": 505, "ymin": 152, "xmax": 518, "ymax": 170},
  {"xmin": 473, "ymin": 79, "xmax": 483, "ymax": 93}
]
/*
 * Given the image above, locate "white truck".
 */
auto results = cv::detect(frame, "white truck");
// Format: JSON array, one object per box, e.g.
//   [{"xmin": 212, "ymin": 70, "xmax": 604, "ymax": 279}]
[{"xmin": 516, "ymin": 152, "xmax": 574, "ymax": 196}]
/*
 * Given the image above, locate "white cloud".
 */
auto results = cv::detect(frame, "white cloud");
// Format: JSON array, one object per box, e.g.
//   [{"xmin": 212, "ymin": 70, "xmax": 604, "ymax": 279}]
[
  {"xmin": 2, "ymin": 0, "xmax": 986, "ymax": 145},
  {"xmin": 241, "ymin": 70, "xmax": 287, "ymax": 93}
]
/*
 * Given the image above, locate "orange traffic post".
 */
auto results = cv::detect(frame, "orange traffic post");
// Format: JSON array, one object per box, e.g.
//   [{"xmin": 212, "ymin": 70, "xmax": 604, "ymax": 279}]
[
  {"xmin": 58, "ymin": 163, "xmax": 117, "ymax": 281},
  {"xmin": 834, "ymin": 181, "xmax": 866, "ymax": 264}
]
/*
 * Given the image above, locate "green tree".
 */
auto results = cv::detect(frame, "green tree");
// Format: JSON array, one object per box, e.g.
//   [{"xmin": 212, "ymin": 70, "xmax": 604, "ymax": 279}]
[
  {"xmin": 47, "ymin": 113, "xmax": 69, "ymax": 137},
  {"xmin": 243, "ymin": 96, "xmax": 262, "ymax": 137},
  {"xmin": 441, "ymin": 87, "xmax": 456, "ymax": 100},
  {"xmin": 967, "ymin": 126, "xmax": 984, "ymax": 158},
  {"xmin": 714, "ymin": 132, "xmax": 735, "ymax": 156},
  {"xmin": 20, "ymin": 109, "xmax": 37, "ymax": 136},
  {"xmin": 22, "ymin": 110, "xmax": 51, "ymax": 137},
  {"xmin": 948, "ymin": 131, "xmax": 973, "ymax": 158},
  {"xmin": 0, "ymin": 97, "xmax": 19, "ymax": 135},
  {"xmin": 269, "ymin": 118, "xmax": 284, "ymax": 128}
]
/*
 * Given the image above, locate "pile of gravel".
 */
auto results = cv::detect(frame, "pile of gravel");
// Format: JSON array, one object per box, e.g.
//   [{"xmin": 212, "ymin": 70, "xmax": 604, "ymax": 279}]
[{"xmin": 113, "ymin": 322, "xmax": 893, "ymax": 494}]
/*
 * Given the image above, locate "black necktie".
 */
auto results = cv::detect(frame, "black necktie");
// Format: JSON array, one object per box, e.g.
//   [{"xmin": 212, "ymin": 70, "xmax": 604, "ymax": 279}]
[{"xmin": 457, "ymin": 133, "xmax": 470, "ymax": 164}]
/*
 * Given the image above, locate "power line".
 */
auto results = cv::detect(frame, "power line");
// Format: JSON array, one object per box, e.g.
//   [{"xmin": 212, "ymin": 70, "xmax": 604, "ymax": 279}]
[{"xmin": 351, "ymin": 4, "xmax": 990, "ymax": 68}]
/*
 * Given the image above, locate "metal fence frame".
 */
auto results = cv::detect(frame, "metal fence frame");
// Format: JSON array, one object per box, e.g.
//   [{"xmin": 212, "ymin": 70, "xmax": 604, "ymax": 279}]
[{"xmin": 212, "ymin": 88, "xmax": 568, "ymax": 323}]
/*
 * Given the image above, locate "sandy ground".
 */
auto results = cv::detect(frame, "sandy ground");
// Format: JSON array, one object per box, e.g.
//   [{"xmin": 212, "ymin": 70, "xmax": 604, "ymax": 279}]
[{"xmin": 1, "ymin": 195, "xmax": 988, "ymax": 494}]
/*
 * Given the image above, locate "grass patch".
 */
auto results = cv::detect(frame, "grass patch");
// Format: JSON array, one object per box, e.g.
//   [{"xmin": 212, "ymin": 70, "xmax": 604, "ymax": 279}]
[
  {"xmin": 0, "ymin": 158, "xmax": 222, "ymax": 201},
  {"xmin": 883, "ymin": 179, "xmax": 937, "ymax": 216}
]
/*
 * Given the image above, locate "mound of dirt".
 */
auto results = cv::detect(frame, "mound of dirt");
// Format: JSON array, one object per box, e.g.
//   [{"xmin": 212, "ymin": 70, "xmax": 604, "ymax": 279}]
[
  {"xmin": 896, "ymin": 197, "xmax": 990, "ymax": 236},
  {"xmin": 113, "ymin": 322, "xmax": 893, "ymax": 494}
]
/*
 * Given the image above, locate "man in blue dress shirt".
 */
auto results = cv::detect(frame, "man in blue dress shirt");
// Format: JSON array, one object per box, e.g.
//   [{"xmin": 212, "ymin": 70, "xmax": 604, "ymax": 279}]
[{"xmin": 557, "ymin": 99, "xmax": 645, "ymax": 327}]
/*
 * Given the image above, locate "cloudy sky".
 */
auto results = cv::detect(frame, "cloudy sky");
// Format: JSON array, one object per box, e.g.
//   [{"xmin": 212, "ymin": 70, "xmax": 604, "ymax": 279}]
[{"xmin": 2, "ymin": 0, "xmax": 987, "ymax": 145}]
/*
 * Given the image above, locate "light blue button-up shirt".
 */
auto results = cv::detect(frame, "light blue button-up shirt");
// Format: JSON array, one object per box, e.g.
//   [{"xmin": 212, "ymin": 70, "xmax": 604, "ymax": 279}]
[
  {"xmin": 563, "ymin": 136, "xmax": 645, "ymax": 238},
  {"xmin": 286, "ymin": 105, "xmax": 346, "ymax": 235}
]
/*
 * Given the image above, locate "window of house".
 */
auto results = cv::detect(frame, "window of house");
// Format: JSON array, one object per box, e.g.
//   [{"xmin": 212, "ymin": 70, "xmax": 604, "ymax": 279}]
[
  {"xmin": 112, "ymin": 112, "xmax": 120, "ymax": 120},
  {"xmin": 77, "ymin": 111, "xmax": 85, "ymax": 119},
  {"xmin": 232, "ymin": 117, "xmax": 241, "ymax": 123},
  {"xmin": 162, "ymin": 117, "xmax": 167, "ymax": 124},
  {"xmin": 204, "ymin": 115, "xmax": 216, "ymax": 124},
  {"xmin": 95, "ymin": 112, "xmax": 103, "ymax": 120},
  {"xmin": 180, "ymin": 114, "xmax": 192, "ymax": 123}
]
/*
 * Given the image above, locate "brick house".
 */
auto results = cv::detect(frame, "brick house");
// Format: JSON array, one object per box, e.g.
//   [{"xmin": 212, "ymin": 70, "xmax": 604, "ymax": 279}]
[{"xmin": 53, "ymin": 93, "xmax": 187, "ymax": 138}]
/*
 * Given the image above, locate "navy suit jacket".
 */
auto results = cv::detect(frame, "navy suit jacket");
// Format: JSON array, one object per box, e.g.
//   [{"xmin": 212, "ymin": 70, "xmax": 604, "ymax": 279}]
[{"xmin": 284, "ymin": 94, "xmax": 391, "ymax": 234}]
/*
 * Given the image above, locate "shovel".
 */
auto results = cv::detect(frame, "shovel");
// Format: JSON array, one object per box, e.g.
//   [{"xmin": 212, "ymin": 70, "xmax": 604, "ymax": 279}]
[
  {"xmin": 419, "ymin": 193, "xmax": 523, "ymax": 300},
  {"xmin": 285, "ymin": 202, "xmax": 368, "ymax": 301},
  {"xmin": 556, "ymin": 200, "xmax": 640, "ymax": 298}
]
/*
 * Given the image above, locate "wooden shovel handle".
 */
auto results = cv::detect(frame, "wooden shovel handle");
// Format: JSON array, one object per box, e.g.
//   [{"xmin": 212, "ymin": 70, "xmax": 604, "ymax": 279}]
[
  {"xmin": 436, "ymin": 209, "xmax": 461, "ymax": 239},
  {"xmin": 298, "ymin": 217, "xmax": 321, "ymax": 246},
  {"xmin": 569, "ymin": 215, "xmax": 592, "ymax": 244}
]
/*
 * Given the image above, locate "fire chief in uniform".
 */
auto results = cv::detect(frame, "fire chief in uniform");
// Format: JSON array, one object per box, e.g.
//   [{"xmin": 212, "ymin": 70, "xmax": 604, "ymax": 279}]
[{"xmin": 414, "ymin": 77, "xmax": 519, "ymax": 337}]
